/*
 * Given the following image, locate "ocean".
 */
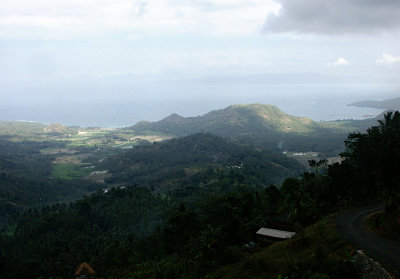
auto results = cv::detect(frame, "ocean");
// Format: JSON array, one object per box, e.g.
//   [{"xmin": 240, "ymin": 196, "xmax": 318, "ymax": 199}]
[{"xmin": 1, "ymin": 83, "xmax": 398, "ymax": 127}]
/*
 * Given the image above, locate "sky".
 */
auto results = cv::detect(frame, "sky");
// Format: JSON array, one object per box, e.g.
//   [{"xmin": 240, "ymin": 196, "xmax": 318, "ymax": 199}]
[
  {"xmin": 1, "ymin": 0, "xmax": 400, "ymax": 125},
  {"xmin": 1, "ymin": 0, "xmax": 400, "ymax": 82}
]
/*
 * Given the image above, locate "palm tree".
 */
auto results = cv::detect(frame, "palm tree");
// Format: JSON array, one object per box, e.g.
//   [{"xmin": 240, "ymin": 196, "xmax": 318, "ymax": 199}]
[
  {"xmin": 378, "ymin": 111, "xmax": 400, "ymax": 131},
  {"xmin": 376, "ymin": 111, "xmax": 400, "ymax": 217}
]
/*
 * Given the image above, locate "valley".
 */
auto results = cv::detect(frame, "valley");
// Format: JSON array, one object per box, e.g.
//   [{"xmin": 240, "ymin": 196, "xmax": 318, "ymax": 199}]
[
  {"xmin": 0, "ymin": 103, "xmax": 378, "ymax": 185},
  {"xmin": 2, "ymin": 0, "xmax": 399, "ymax": 277},
  {"xmin": 0, "ymin": 103, "xmax": 398, "ymax": 279}
]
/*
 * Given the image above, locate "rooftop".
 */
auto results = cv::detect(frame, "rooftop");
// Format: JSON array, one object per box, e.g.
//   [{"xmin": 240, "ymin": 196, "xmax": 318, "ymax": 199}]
[{"xmin": 256, "ymin": 227, "xmax": 296, "ymax": 239}]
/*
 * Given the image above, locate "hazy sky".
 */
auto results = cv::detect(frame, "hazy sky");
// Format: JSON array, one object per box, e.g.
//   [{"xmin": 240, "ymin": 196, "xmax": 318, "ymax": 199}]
[
  {"xmin": 1, "ymin": 0, "xmax": 400, "ymax": 83},
  {"xmin": 1, "ymin": 0, "xmax": 400, "ymax": 126}
]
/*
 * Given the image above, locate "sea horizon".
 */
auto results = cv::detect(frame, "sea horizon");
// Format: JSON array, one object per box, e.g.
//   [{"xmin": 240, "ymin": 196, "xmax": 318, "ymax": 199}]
[{"xmin": 1, "ymin": 83, "xmax": 397, "ymax": 128}]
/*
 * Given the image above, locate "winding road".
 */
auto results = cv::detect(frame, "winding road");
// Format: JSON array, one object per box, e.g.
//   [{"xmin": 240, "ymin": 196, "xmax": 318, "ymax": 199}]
[{"xmin": 336, "ymin": 205, "xmax": 400, "ymax": 276}]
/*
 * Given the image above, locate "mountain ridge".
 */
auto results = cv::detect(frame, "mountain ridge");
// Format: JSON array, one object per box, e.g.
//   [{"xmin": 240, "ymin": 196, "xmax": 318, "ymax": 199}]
[
  {"xmin": 129, "ymin": 103, "xmax": 361, "ymax": 154},
  {"xmin": 348, "ymin": 96, "xmax": 400, "ymax": 110},
  {"xmin": 131, "ymin": 103, "xmax": 317, "ymax": 136}
]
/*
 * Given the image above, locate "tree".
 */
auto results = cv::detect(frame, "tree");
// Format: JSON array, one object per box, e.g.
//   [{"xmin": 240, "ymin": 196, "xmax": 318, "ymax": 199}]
[{"xmin": 342, "ymin": 111, "xmax": 400, "ymax": 213}]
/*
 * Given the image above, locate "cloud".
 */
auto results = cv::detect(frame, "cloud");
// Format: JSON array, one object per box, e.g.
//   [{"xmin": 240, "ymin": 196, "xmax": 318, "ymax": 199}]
[
  {"xmin": 376, "ymin": 53, "xmax": 400, "ymax": 65},
  {"xmin": 263, "ymin": 0, "xmax": 400, "ymax": 34},
  {"xmin": 0, "ymin": 0, "xmax": 280, "ymax": 39},
  {"xmin": 327, "ymin": 57, "xmax": 349, "ymax": 67}
]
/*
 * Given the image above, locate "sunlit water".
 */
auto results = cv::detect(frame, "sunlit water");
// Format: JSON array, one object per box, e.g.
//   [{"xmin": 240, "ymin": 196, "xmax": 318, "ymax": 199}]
[{"xmin": 1, "ymin": 83, "xmax": 398, "ymax": 127}]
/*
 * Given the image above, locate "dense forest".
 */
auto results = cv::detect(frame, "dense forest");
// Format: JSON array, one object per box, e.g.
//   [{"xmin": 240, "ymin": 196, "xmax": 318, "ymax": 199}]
[
  {"xmin": 0, "ymin": 129, "xmax": 303, "ymax": 229},
  {"xmin": 0, "ymin": 138, "xmax": 102, "ymax": 227},
  {"xmin": 98, "ymin": 133, "xmax": 303, "ymax": 191},
  {"xmin": 0, "ymin": 111, "xmax": 399, "ymax": 278}
]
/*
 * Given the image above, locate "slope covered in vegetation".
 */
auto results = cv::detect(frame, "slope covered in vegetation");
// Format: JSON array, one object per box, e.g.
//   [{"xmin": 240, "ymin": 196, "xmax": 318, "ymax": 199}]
[
  {"xmin": 349, "ymin": 96, "xmax": 400, "ymax": 110},
  {"xmin": 1, "ymin": 111, "xmax": 399, "ymax": 278},
  {"xmin": 0, "ymin": 139, "xmax": 102, "ymax": 227},
  {"xmin": 98, "ymin": 133, "xmax": 304, "ymax": 191},
  {"xmin": 130, "ymin": 103, "xmax": 373, "ymax": 155}
]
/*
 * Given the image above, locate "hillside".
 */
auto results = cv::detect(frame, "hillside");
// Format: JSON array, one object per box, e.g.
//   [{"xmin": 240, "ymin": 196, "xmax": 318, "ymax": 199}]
[
  {"xmin": 349, "ymin": 96, "xmax": 400, "ymax": 110},
  {"xmin": 131, "ymin": 104, "xmax": 316, "ymax": 136},
  {"xmin": 0, "ymin": 139, "xmax": 102, "ymax": 227},
  {"xmin": 130, "ymin": 104, "xmax": 370, "ymax": 155},
  {"xmin": 206, "ymin": 218, "xmax": 356, "ymax": 279},
  {"xmin": 0, "ymin": 121, "xmax": 47, "ymax": 136},
  {"xmin": 98, "ymin": 133, "xmax": 304, "ymax": 192},
  {"xmin": 1, "ymin": 112, "xmax": 399, "ymax": 278}
]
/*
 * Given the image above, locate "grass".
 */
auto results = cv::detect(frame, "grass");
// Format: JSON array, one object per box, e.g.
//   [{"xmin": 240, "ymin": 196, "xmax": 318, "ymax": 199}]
[
  {"xmin": 112, "ymin": 142, "xmax": 134, "ymax": 148},
  {"xmin": 52, "ymin": 164, "xmax": 93, "ymax": 180},
  {"xmin": 318, "ymin": 120, "xmax": 352, "ymax": 130},
  {"xmin": 0, "ymin": 122, "xmax": 168, "ymax": 151},
  {"xmin": 40, "ymin": 147, "xmax": 60, "ymax": 154},
  {"xmin": 0, "ymin": 121, "xmax": 46, "ymax": 136},
  {"xmin": 205, "ymin": 217, "xmax": 356, "ymax": 279}
]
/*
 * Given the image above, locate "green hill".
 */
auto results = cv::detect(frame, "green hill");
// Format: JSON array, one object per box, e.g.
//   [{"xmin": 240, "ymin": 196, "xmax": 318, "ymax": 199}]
[
  {"xmin": 0, "ymin": 121, "xmax": 46, "ymax": 137},
  {"xmin": 0, "ymin": 121, "xmax": 78, "ymax": 139},
  {"xmin": 130, "ymin": 104, "xmax": 370, "ymax": 155},
  {"xmin": 98, "ymin": 133, "xmax": 304, "ymax": 192},
  {"xmin": 349, "ymin": 96, "xmax": 400, "ymax": 110},
  {"xmin": 131, "ymin": 104, "xmax": 316, "ymax": 136}
]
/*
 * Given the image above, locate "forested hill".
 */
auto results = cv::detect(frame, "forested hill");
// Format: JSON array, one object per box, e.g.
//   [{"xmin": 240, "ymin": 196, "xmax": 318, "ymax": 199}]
[
  {"xmin": 129, "ymin": 104, "xmax": 370, "ymax": 155},
  {"xmin": 0, "ymin": 121, "xmax": 46, "ymax": 136},
  {"xmin": 131, "ymin": 104, "xmax": 317, "ymax": 137},
  {"xmin": 2, "ymin": 112, "xmax": 400, "ymax": 279},
  {"xmin": 349, "ymin": 96, "xmax": 400, "ymax": 110},
  {"xmin": 99, "ymin": 133, "xmax": 304, "ymax": 191},
  {"xmin": 0, "ymin": 139, "xmax": 102, "ymax": 227}
]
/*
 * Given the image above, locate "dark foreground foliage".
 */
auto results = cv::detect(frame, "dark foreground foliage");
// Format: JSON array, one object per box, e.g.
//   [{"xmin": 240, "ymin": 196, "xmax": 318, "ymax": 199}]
[
  {"xmin": 1, "ymin": 112, "xmax": 400, "ymax": 278},
  {"xmin": 0, "ymin": 139, "xmax": 102, "ymax": 227}
]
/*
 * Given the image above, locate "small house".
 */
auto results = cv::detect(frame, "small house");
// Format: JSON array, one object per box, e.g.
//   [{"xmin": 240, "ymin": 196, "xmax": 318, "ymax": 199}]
[{"xmin": 256, "ymin": 227, "xmax": 296, "ymax": 242}]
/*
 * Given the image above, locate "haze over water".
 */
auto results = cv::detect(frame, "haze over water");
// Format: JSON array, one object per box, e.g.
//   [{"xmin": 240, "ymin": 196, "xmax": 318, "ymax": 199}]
[
  {"xmin": 1, "ymin": 82, "xmax": 397, "ymax": 127},
  {"xmin": 2, "ymin": 1, "xmax": 400, "ymax": 128}
]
